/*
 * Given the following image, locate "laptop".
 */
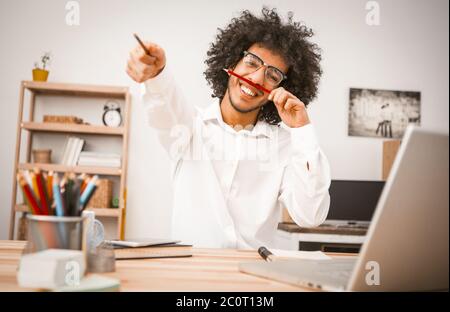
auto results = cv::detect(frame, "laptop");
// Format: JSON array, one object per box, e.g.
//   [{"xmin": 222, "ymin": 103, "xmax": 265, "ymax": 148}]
[{"xmin": 239, "ymin": 126, "xmax": 449, "ymax": 291}]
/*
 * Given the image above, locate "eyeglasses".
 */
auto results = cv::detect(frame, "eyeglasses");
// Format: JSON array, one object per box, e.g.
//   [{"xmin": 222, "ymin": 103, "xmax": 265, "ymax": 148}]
[{"xmin": 241, "ymin": 51, "xmax": 287, "ymax": 87}]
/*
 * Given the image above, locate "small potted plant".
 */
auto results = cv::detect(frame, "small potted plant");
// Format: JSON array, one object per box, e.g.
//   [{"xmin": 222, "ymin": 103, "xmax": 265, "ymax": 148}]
[{"xmin": 32, "ymin": 52, "xmax": 52, "ymax": 82}]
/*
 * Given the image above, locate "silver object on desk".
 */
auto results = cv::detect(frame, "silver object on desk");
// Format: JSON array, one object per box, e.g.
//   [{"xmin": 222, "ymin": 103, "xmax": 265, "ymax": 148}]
[{"xmin": 87, "ymin": 241, "xmax": 116, "ymax": 273}]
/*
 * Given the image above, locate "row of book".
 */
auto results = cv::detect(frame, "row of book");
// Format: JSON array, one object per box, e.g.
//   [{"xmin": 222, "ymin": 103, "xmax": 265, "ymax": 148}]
[
  {"xmin": 60, "ymin": 137, "xmax": 84, "ymax": 166},
  {"xmin": 60, "ymin": 136, "xmax": 121, "ymax": 168}
]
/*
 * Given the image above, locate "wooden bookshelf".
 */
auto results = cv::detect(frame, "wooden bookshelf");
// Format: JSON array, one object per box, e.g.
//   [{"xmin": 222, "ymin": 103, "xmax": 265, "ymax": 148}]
[
  {"xmin": 85, "ymin": 208, "xmax": 121, "ymax": 217},
  {"xmin": 15, "ymin": 204, "xmax": 121, "ymax": 217},
  {"xmin": 9, "ymin": 81, "xmax": 131, "ymax": 240},
  {"xmin": 21, "ymin": 122, "xmax": 124, "ymax": 136},
  {"xmin": 22, "ymin": 80, "xmax": 128, "ymax": 99},
  {"xmin": 18, "ymin": 162, "xmax": 122, "ymax": 176}
]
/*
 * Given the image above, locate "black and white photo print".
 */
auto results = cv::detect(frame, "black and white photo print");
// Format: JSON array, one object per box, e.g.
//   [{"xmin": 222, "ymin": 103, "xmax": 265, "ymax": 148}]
[{"xmin": 348, "ymin": 88, "xmax": 421, "ymax": 139}]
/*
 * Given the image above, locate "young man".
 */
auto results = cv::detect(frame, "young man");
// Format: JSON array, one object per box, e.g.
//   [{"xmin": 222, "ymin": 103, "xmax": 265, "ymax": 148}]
[{"xmin": 126, "ymin": 8, "xmax": 331, "ymax": 249}]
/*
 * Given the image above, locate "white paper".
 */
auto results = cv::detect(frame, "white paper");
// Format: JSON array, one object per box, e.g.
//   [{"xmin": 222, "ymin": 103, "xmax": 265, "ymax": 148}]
[{"xmin": 270, "ymin": 249, "xmax": 332, "ymax": 260}]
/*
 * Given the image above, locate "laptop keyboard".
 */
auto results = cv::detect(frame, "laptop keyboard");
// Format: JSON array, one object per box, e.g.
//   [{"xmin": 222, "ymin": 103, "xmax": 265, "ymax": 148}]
[
  {"xmin": 239, "ymin": 258, "xmax": 358, "ymax": 291},
  {"xmin": 315, "ymin": 263, "xmax": 353, "ymax": 280}
]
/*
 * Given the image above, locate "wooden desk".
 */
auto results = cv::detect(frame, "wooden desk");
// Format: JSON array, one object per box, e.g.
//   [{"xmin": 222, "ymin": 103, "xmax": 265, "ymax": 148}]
[{"xmin": 0, "ymin": 240, "xmax": 351, "ymax": 292}]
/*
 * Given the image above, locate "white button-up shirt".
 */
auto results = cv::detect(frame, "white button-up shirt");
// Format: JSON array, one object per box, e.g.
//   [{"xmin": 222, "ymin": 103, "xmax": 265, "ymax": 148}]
[{"xmin": 141, "ymin": 66, "xmax": 331, "ymax": 249}]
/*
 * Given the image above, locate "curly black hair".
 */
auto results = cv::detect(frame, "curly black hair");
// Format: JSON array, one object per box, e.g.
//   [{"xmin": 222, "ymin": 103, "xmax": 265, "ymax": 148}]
[{"xmin": 204, "ymin": 7, "xmax": 322, "ymax": 125}]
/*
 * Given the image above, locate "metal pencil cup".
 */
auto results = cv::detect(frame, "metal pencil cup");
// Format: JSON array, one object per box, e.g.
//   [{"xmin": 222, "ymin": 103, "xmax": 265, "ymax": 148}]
[{"xmin": 25, "ymin": 215, "xmax": 87, "ymax": 253}]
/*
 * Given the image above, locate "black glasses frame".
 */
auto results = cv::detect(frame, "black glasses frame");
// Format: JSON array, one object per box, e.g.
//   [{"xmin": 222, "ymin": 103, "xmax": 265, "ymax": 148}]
[{"xmin": 242, "ymin": 51, "xmax": 288, "ymax": 85}]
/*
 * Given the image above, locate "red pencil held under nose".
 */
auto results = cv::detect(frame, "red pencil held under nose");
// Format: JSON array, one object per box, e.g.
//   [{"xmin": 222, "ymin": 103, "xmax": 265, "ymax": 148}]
[{"xmin": 223, "ymin": 68, "xmax": 271, "ymax": 94}]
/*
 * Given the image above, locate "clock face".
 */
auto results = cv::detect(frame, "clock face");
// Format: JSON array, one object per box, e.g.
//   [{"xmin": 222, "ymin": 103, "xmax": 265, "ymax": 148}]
[{"xmin": 103, "ymin": 110, "xmax": 122, "ymax": 127}]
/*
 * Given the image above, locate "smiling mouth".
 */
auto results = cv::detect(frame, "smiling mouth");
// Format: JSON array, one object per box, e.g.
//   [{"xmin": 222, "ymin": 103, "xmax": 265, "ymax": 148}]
[{"xmin": 239, "ymin": 82, "xmax": 260, "ymax": 98}]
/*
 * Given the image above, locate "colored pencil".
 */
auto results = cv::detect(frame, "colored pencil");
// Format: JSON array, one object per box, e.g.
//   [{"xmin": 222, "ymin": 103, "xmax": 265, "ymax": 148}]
[
  {"xmin": 60, "ymin": 174, "xmax": 67, "ymax": 188},
  {"xmin": 72, "ymin": 178, "xmax": 82, "ymax": 216},
  {"xmin": 52, "ymin": 173, "xmax": 65, "ymax": 217},
  {"xmin": 80, "ymin": 175, "xmax": 99, "ymax": 208},
  {"xmin": 80, "ymin": 175, "xmax": 90, "ymax": 194},
  {"xmin": 65, "ymin": 174, "xmax": 75, "ymax": 216},
  {"xmin": 47, "ymin": 171, "xmax": 54, "ymax": 203},
  {"xmin": 30, "ymin": 172, "xmax": 41, "ymax": 202},
  {"xmin": 34, "ymin": 168, "xmax": 50, "ymax": 215},
  {"xmin": 17, "ymin": 173, "xmax": 32, "ymax": 212},
  {"xmin": 17, "ymin": 174, "xmax": 40, "ymax": 215}
]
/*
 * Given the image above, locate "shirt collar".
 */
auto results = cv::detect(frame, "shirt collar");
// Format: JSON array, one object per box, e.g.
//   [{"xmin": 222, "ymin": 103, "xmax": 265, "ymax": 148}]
[
  {"xmin": 197, "ymin": 99, "xmax": 273, "ymax": 138},
  {"xmin": 198, "ymin": 98, "xmax": 222, "ymax": 122}
]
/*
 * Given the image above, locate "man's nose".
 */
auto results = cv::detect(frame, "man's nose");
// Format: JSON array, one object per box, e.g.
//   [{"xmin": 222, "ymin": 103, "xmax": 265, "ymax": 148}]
[{"xmin": 246, "ymin": 67, "xmax": 266, "ymax": 86}]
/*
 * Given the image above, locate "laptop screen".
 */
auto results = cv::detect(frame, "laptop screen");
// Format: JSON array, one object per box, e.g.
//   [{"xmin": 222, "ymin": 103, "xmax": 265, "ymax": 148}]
[{"xmin": 327, "ymin": 180, "xmax": 385, "ymax": 222}]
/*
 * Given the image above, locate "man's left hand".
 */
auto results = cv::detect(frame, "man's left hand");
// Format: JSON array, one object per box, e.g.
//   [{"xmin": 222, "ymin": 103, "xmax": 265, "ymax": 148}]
[{"xmin": 268, "ymin": 87, "xmax": 310, "ymax": 128}]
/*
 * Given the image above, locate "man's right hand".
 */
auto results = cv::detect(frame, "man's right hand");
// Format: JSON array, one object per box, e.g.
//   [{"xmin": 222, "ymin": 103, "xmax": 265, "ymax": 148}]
[{"xmin": 126, "ymin": 41, "xmax": 166, "ymax": 83}]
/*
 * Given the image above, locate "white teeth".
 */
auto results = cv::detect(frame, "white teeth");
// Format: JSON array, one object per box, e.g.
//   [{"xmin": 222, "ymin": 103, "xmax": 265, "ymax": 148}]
[{"xmin": 240, "ymin": 85, "xmax": 256, "ymax": 97}]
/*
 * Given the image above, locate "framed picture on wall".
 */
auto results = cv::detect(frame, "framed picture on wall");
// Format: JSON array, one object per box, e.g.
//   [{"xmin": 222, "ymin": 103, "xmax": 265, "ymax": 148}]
[{"xmin": 348, "ymin": 88, "xmax": 421, "ymax": 139}]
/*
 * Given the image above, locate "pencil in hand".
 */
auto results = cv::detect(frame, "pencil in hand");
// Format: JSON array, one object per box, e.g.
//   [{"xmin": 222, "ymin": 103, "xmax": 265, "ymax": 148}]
[{"xmin": 133, "ymin": 33, "xmax": 151, "ymax": 55}]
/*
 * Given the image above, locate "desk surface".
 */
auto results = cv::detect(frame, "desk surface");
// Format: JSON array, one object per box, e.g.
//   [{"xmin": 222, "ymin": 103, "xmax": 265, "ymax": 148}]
[{"xmin": 0, "ymin": 240, "xmax": 351, "ymax": 292}]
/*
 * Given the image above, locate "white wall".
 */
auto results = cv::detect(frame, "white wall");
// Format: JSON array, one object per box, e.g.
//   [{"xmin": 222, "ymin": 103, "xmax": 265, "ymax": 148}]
[{"xmin": 0, "ymin": 0, "xmax": 448, "ymax": 240}]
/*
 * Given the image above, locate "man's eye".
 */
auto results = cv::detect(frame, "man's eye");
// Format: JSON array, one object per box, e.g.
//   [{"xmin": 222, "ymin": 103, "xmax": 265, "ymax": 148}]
[
  {"xmin": 268, "ymin": 74, "xmax": 278, "ymax": 82},
  {"xmin": 245, "ymin": 60, "xmax": 259, "ymax": 67}
]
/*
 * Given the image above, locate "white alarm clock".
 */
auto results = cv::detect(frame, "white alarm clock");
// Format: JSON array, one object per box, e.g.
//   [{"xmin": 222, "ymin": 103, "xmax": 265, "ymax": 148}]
[{"xmin": 102, "ymin": 101, "xmax": 122, "ymax": 127}]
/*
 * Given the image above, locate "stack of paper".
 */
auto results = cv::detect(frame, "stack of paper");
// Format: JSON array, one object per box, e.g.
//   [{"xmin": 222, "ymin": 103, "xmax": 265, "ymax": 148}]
[
  {"xmin": 77, "ymin": 151, "xmax": 121, "ymax": 168},
  {"xmin": 60, "ymin": 136, "xmax": 85, "ymax": 166}
]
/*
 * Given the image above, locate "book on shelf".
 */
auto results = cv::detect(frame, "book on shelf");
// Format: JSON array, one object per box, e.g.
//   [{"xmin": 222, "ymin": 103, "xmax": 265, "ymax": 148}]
[
  {"xmin": 71, "ymin": 138, "xmax": 84, "ymax": 166},
  {"xmin": 60, "ymin": 137, "xmax": 70, "ymax": 165},
  {"xmin": 77, "ymin": 151, "xmax": 121, "ymax": 168},
  {"xmin": 60, "ymin": 136, "xmax": 85, "ymax": 166}
]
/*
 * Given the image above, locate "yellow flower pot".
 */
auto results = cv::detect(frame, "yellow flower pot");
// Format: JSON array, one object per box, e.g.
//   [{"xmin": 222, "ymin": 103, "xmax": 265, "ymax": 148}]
[{"xmin": 32, "ymin": 69, "xmax": 49, "ymax": 82}]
